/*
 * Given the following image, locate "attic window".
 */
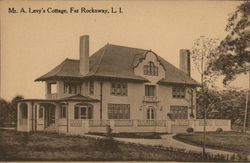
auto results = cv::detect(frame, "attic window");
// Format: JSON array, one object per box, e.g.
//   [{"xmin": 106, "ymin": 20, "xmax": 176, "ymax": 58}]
[{"xmin": 144, "ymin": 61, "xmax": 158, "ymax": 76}]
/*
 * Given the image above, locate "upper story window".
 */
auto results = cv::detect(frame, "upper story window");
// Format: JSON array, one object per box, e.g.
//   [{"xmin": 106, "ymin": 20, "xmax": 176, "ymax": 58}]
[
  {"xmin": 145, "ymin": 85, "xmax": 156, "ymax": 96},
  {"xmin": 64, "ymin": 82, "xmax": 78, "ymax": 94},
  {"xmin": 111, "ymin": 82, "xmax": 127, "ymax": 96},
  {"xmin": 89, "ymin": 81, "xmax": 94, "ymax": 96},
  {"xmin": 172, "ymin": 86, "xmax": 185, "ymax": 98},
  {"xmin": 47, "ymin": 82, "xmax": 57, "ymax": 94},
  {"xmin": 144, "ymin": 61, "xmax": 158, "ymax": 76}
]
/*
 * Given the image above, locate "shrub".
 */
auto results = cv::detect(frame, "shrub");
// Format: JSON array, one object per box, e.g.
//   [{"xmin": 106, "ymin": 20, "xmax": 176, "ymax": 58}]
[
  {"xmin": 93, "ymin": 137, "xmax": 120, "ymax": 152},
  {"xmin": 186, "ymin": 128, "xmax": 194, "ymax": 133},
  {"xmin": 216, "ymin": 128, "xmax": 223, "ymax": 133}
]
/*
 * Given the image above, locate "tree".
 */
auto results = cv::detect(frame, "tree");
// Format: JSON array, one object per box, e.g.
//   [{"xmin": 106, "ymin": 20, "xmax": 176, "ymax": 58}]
[
  {"xmin": 9, "ymin": 95, "xmax": 24, "ymax": 125},
  {"xmin": 0, "ymin": 98, "xmax": 9, "ymax": 126},
  {"xmin": 208, "ymin": 1, "xmax": 250, "ymax": 85},
  {"xmin": 191, "ymin": 36, "xmax": 220, "ymax": 119},
  {"xmin": 0, "ymin": 95, "xmax": 24, "ymax": 127},
  {"xmin": 196, "ymin": 89, "xmax": 247, "ymax": 127},
  {"xmin": 191, "ymin": 36, "xmax": 220, "ymax": 158},
  {"xmin": 191, "ymin": 36, "xmax": 219, "ymax": 88}
]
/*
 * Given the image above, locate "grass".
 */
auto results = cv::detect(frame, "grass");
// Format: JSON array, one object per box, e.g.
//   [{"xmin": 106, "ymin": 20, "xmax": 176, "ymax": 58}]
[
  {"xmin": 0, "ymin": 129, "xmax": 232, "ymax": 161},
  {"xmin": 87, "ymin": 132, "xmax": 163, "ymax": 139},
  {"xmin": 173, "ymin": 131, "xmax": 250, "ymax": 159}
]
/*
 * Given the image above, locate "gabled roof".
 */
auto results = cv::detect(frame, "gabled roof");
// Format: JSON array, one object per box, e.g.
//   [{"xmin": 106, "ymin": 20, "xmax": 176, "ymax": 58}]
[{"xmin": 35, "ymin": 44, "xmax": 199, "ymax": 86}]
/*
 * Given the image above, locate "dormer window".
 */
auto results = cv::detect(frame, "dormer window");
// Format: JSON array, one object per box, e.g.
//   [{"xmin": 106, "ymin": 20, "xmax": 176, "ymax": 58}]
[{"xmin": 144, "ymin": 61, "xmax": 158, "ymax": 76}]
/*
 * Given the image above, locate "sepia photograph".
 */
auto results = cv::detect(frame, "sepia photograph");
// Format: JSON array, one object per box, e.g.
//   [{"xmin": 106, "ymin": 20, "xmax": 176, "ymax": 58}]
[{"xmin": 0, "ymin": 0, "xmax": 249, "ymax": 162}]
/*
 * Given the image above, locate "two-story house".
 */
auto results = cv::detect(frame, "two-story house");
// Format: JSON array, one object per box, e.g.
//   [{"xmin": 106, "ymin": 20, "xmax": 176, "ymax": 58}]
[{"xmin": 17, "ymin": 35, "xmax": 231, "ymax": 134}]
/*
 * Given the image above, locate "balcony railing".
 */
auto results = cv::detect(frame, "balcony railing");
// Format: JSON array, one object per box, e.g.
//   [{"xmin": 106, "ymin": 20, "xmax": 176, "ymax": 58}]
[
  {"xmin": 143, "ymin": 96, "xmax": 159, "ymax": 103},
  {"xmin": 47, "ymin": 93, "xmax": 58, "ymax": 99}
]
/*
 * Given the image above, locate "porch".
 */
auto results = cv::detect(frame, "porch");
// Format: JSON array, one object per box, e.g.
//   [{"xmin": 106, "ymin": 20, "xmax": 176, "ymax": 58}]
[{"xmin": 16, "ymin": 99, "xmax": 231, "ymax": 134}]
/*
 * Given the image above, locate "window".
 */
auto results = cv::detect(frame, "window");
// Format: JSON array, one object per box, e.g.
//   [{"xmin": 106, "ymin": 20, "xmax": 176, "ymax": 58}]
[
  {"xmin": 38, "ymin": 107, "xmax": 43, "ymax": 119},
  {"xmin": 147, "ymin": 107, "xmax": 155, "ymax": 120},
  {"xmin": 145, "ymin": 85, "xmax": 156, "ymax": 96},
  {"xmin": 60, "ymin": 105, "xmax": 67, "ymax": 119},
  {"xmin": 64, "ymin": 82, "xmax": 79, "ymax": 94},
  {"xmin": 47, "ymin": 82, "xmax": 57, "ymax": 94},
  {"xmin": 172, "ymin": 87, "xmax": 185, "ymax": 98},
  {"xmin": 111, "ymin": 82, "xmax": 127, "ymax": 96},
  {"xmin": 108, "ymin": 104, "xmax": 130, "ymax": 119},
  {"xmin": 170, "ymin": 106, "xmax": 188, "ymax": 119},
  {"xmin": 89, "ymin": 81, "xmax": 94, "ymax": 95},
  {"xmin": 20, "ymin": 103, "xmax": 28, "ymax": 119},
  {"xmin": 74, "ymin": 104, "xmax": 92, "ymax": 119},
  {"xmin": 144, "ymin": 61, "xmax": 158, "ymax": 76}
]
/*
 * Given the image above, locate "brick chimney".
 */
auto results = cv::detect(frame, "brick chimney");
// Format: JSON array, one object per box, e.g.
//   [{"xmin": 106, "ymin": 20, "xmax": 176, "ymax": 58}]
[
  {"xmin": 79, "ymin": 35, "xmax": 89, "ymax": 75},
  {"xmin": 179, "ymin": 49, "xmax": 191, "ymax": 76}
]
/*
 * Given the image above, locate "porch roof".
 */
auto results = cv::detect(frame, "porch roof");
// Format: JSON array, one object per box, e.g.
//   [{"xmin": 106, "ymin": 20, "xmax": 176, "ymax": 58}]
[{"xmin": 17, "ymin": 94, "xmax": 99, "ymax": 103}]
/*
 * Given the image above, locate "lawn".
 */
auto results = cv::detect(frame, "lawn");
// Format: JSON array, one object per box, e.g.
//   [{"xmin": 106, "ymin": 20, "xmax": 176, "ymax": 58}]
[
  {"xmin": 0, "ymin": 130, "xmax": 230, "ymax": 161},
  {"xmin": 173, "ymin": 132, "xmax": 250, "ymax": 158}
]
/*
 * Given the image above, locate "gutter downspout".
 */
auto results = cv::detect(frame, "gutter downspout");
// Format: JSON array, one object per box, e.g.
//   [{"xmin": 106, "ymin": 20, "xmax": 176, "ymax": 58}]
[
  {"xmin": 66, "ymin": 102, "xmax": 69, "ymax": 133},
  {"xmin": 100, "ymin": 81, "xmax": 103, "ymax": 120}
]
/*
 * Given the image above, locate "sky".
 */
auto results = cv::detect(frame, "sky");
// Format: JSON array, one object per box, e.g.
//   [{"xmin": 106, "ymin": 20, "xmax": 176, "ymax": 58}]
[{"xmin": 0, "ymin": 0, "xmax": 248, "ymax": 100}]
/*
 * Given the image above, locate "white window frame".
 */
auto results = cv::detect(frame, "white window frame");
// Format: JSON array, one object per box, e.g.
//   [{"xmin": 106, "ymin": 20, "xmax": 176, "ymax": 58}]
[{"xmin": 147, "ymin": 107, "xmax": 155, "ymax": 120}]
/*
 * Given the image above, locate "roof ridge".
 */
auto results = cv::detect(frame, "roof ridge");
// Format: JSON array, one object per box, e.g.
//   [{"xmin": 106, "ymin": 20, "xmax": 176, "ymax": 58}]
[
  {"xmin": 108, "ymin": 43, "xmax": 147, "ymax": 52},
  {"xmin": 94, "ymin": 44, "xmax": 108, "ymax": 74},
  {"xmin": 66, "ymin": 58, "xmax": 79, "ymax": 61},
  {"xmin": 57, "ymin": 58, "xmax": 70, "ymax": 75}
]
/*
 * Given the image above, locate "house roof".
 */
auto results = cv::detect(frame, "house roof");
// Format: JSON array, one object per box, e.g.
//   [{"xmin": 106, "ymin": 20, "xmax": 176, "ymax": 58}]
[{"xmin": 35, "ymin": 44, "xmax": 199, "ymax": 86}]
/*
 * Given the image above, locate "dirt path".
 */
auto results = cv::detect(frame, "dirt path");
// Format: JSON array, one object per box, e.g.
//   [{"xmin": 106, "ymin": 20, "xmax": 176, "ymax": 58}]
[{"xmin": 86, "ymin": 134, "xmax": 235, "ymax": 157}]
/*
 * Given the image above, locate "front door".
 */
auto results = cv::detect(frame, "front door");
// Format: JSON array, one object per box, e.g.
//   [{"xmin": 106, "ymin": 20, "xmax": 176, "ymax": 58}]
[
  {"xmin": 80, "ymin": 106, "xmax": 88, "ymax": 119},
  {"xmin": 147, "ymin": 107, "xmax": 155, "ymax": 120},
  {"xmin": 49, "ymin": 107, "xmax": 55, "ymax": 124}
]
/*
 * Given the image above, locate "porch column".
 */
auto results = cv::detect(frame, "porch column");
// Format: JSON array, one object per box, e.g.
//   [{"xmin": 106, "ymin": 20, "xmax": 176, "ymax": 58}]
[
  {"xmin": 27, "ymin": 102, "xmax": 32, "ymax": 132},
  {"xmin": 17, "ymin": 103, "xmax": 21, "ymax": 131}
]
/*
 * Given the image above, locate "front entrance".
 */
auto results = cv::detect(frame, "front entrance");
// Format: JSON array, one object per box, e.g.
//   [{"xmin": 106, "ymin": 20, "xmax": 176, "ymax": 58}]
[
  {"xmin": 44, "ymin": 104, "xmax": 56, "ymax": 128},
  {"xmin": 74, "ymin": 103, "xmax": 93, "ymax": 119}
]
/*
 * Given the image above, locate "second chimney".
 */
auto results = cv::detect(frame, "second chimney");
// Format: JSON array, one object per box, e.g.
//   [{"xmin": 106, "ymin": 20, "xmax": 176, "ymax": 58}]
[
  {"xmin": 79, "ymin": 35, "xmax": 89, "ymax": 75},
  {"xmin": 179, "ymin": 49, "xmax": 191, "ymax": 76}
]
